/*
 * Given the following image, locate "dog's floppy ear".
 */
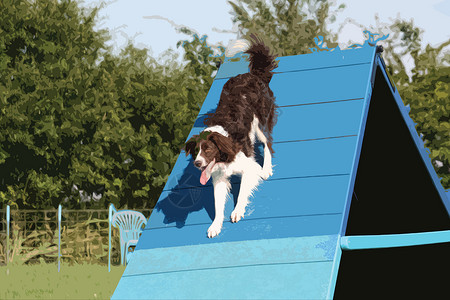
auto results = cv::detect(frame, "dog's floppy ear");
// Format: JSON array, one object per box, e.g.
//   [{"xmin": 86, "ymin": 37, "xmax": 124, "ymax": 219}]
[
  {"xmin": 184, "ymin": 136, "xmax": 197, "ymax": 157},
  {"xmin": 208, "ymin": 132, "xmax": 237, "ymax": 163}
]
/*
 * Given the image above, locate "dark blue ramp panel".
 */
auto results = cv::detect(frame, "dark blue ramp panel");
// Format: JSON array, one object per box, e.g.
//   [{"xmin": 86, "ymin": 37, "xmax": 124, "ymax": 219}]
[
  {"xmin": 270, "ymin": 64, "xmax": 371, "ymax": 106},
  {"xmin": 113, "ymin": 236, "xmax": 337, "ymax": 299},
  {"xmin": 164, "ymin": 136, "xmax": 357, "ymax": 191},
  {"xmin": 136, "ymin": 214, "xmax": 342, "ymax": 249},
  {"xmin": 171, "ymin": 136, "xmax": 358, "ymax": 190},
  {"xmin": 193, "ymin": 99, "xmax": 365, "ymax": 143},
  {"xmin": 151, "ymin": 175, "xmax": 350, "ymax": 232},
  {"xmin": 138, "ymin": 175, "xmax": 349, "ymax": 249},
  {"xmin": 200, "ymin": 64, "xmax": 371, "ymax": 115},
  {"xmin": 215, "ymin": 45, "xmax": 375, "ymax": 79}
]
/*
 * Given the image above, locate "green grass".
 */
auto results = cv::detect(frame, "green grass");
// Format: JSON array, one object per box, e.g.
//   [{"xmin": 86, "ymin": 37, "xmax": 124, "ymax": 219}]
[{"xmin": 0, "ymin": 263, "xmax": 125, "ymax": 299}]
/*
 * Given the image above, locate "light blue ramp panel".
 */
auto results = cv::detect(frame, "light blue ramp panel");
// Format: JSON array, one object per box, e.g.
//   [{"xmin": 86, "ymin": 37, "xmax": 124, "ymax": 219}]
[
  {"xmin": 112, "ymin": 47, "xmax": 377, "ymax": 300},
  {"xmin": 116, "ymin": 237, "xmax": 336, "ymax": 299}
]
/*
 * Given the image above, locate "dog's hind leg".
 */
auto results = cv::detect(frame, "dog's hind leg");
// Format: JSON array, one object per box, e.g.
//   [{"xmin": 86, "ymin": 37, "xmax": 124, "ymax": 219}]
[
  {"xmin": 207, "ymin": 175, "xmax": 230, "ymax": 238},
  {"xmin": 253, "ymin": 118, "xmax": 273, "ymax": 180}
]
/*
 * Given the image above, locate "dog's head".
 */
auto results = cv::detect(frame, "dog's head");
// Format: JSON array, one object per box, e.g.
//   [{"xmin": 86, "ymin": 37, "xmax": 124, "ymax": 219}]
[{"xmin": 184, "ymin": 131, "xmax": 237, "ymax": 185}]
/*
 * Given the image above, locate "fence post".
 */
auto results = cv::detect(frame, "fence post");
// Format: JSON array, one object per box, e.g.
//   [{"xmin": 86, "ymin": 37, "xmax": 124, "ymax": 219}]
[
  {"xmin": 58, "ymin": 204, "xmax": 61, "ymax": 272},
  {"xmin": 108, "ymin": 203, "xmax": 113, "ymax": 272},
  {"xmin": 6, "ymin": 205, "xmax": 10, "ymax": 266}
]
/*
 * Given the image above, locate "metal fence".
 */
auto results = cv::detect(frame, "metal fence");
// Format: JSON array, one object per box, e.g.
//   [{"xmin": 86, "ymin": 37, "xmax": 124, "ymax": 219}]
[{"xmin": 0, "ymin": 206, "xmax": 152, "ymax": 267}]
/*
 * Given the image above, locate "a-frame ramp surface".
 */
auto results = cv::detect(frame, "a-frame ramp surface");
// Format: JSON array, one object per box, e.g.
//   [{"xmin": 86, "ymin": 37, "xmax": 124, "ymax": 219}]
[{"xmin": 112, "ymin": 46, "xmax": 450, "ymax": 299}]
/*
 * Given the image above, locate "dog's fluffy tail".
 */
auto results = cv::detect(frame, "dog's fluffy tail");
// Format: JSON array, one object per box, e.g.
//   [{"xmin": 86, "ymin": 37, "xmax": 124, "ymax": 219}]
[
  {"xmin": 225, "ymin": 39, "xmax": 251, "ymax": 58},
  {"xmin": 245, "ymin": 35, "xmax": 278, "ymax": 83},
  {"xmin": 226, "ymin": 35, "xmax": 278, "ymax": 83}
]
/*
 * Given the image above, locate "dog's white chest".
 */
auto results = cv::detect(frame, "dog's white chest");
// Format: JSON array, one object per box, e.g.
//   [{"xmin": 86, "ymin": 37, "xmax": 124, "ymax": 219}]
[{"xmin": 212, "ymin": 151, "xmax": 256, "ymax": 178}]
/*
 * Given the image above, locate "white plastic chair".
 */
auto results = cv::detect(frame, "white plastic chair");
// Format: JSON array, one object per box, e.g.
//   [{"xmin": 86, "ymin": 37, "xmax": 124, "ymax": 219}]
[{"xmin": 109, "ymin": 204, "xmax": 147, "ymax": 266}]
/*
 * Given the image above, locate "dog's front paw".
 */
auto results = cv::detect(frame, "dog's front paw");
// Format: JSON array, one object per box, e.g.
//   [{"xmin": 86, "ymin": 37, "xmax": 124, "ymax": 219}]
[
  {"xmin": 207, "ymin": 221, "xmax": 223, "ymax": 238},
  {"xmin": 261, "ymin": 166, "xmax": 273, "ymax": 180},
  {"xmin": 231, "ymin": 207, "xmax": 246, "ymax": 223}
]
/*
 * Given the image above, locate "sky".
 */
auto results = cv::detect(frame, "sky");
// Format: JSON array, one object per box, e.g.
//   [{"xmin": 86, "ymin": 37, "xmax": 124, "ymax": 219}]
[{"xmin": 80, "ymin": 0, "xmax": 450, "ymax": 60}]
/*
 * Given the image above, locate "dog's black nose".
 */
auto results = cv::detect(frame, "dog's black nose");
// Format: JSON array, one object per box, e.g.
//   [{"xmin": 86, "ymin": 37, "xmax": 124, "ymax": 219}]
[{"xmin": 194, "ymin": 160, "xmax": 202, "ymax": 168}]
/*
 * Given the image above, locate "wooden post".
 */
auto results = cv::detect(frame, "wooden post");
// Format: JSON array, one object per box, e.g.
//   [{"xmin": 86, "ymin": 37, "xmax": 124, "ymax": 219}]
[
  {"xmin": 6, "ymin": 205, "xmax": 9, "ymax": 266},
  {"xmin": 108, "ymin": 203, "xmax": 113, "ymax": 272},
  {"xmin": 58, "ymin": 205, "xmax": 61, "ymax": 272}
]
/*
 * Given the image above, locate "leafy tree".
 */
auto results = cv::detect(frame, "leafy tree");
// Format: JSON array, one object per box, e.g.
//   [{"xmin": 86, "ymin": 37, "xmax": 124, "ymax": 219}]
[
  {"xmin": 228, "ymin": 0, "xmax": 345, "ymax": 55},
  {"xmin": 390, "ymin": 27, "xmax": 450, "ymax": 189},
  {"xmin": 0, "ymin": 0, "xmax": 109, "ymax": 208},
  {"xmin": 96, "ymin": 39, "xmax": 222, "ymax": 209},
  {"xmin": 0, "ymin": 0, "xmax": 223, "ymax": 209},
  {"xmin": 366, "ymin": 18, "xmax": 449, "ymax": 188},
  {"xmin": 403, "ymin": 62, "xmax": 450, "ymax": 189}
]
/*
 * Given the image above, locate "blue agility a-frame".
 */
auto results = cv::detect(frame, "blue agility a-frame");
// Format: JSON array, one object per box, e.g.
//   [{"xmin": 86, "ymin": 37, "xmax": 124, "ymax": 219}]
[{"xmin": 112, "ymin": 45, "xmax": 450, "ymax": 299}]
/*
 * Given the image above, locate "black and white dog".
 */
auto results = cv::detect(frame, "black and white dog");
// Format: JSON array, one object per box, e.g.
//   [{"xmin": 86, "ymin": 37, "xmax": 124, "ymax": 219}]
[{"xmin": 184, "ymin": 35, "xmax": 278, "ymax": 238}]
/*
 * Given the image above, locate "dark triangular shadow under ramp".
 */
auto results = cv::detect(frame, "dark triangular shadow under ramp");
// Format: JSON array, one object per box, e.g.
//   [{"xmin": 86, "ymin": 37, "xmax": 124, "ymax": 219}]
[
  {"xmin": 335, "ymin": 64, "xmax": 450, "ymax": 299},
  {"xmin": 346, "ymin": 66, "xmax": 450, "ymax": 235}
]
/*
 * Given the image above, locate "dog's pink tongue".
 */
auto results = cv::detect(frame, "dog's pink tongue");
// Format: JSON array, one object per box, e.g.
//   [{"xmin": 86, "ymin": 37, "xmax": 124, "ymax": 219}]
[
  {"xmin": 199, "ymin": 159, "xmax": 215, "ymax": 185},
  {"xmin": 200, "ymin": 169, "xmax": 209, "ymax": 185}
]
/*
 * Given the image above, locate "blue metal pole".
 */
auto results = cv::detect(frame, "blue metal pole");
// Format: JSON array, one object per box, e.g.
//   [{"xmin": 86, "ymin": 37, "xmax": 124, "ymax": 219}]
[
  {"xmin": 340, "ymin": 230, "xmax": 450, "ymax": 251},
  {"xmin": 6, "ymin": 205, "xmax": 10, "ymax": 266},
  {"xmin": 58, "ymin": 204, "xmax": 61, "ymax": 272}
]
